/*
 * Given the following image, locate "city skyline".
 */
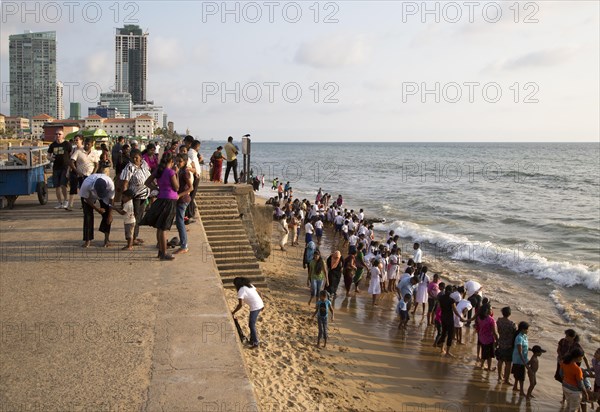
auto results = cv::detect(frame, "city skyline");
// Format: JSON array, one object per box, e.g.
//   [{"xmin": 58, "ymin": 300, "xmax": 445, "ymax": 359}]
[{"xmin": 0, "ymin": 1, "xmax": 598, "ymax": 142}]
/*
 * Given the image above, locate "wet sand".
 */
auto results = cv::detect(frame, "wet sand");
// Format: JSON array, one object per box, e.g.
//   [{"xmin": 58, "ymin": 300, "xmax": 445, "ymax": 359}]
[{"xmin": 223, "ymin": 195, "xmax": 577, "ymax": 411}]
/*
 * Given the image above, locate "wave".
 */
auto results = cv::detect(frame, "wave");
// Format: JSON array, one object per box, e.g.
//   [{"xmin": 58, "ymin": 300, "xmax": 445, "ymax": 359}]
[{"xmin": 378, "ymin": 220, "xmax": 600, "ymax": 291}]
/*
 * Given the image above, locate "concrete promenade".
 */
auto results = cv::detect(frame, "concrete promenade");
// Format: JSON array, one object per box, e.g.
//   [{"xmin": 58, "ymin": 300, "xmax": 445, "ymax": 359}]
[{"xmin": 0, "ymin": 193, "xmax": 258, "ymax": 411}]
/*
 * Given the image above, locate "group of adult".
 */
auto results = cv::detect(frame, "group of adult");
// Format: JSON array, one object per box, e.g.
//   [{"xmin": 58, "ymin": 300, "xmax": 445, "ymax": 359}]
[{"xmin": 47, "ymin": 133, "xmax": 210, "ymax": 259}]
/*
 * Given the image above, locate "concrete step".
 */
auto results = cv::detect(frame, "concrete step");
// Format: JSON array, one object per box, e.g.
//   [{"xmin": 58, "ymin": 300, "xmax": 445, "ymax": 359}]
[
  {"xmin": 208, "ymin": 241, "xmax": 253, "ymax": 249},
  {"xmin": 199, "ymin": 193, "xmax": 237, "ymax": 203},
  {"xmin": 204, "ymin": 227, "xmax": 247, "ymax": 235},
  {"xmin": 202, "ymin": 220, "xmax": 246, "ymax": 227},
  {"xmin": 221, "ymin": 273, "xmax": 266, "ymax": 283},
  {"xmin": 219, "ymin": 268, "xmax": 263, "ymax": 277},
  {"xmin": 212, "ymin": 250, "xmax": 256, "ymax": 258},
  {"xmin": 222, "ymin": 280, "xmax": 267, "ymax": 289},
  {"xmin": 209, "ymin": 245, "xmax": 255, "ymax": 254},
  {"xmin": 214, "ymin": 255, "xmax": 258, "ymax": 264},
  {"xmin": 205, "ymin": 233, "xmax": 249, "ymax": 242},
  {"xmin": 198, "ymin": 186, "xmax": 233, "ymax": 196},
  {"xmin": 198, "ymin": 204, "xmax": 239, "ymax": 211},
  {"xmin": 216, "ymin": 262, "xmax": 260, "ymax": 272},
  {"xmin": 200, "ymin": 213, "xmax": 241, "ymax": 220}
]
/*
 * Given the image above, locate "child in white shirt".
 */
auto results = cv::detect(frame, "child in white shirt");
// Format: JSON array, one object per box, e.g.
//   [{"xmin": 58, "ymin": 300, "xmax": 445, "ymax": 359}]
[{"xmin": 115, "ymin": 189, "xmax": 135, "ymax": 250}]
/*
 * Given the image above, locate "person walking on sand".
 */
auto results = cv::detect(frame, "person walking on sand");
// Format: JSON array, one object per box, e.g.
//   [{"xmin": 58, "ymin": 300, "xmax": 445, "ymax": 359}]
[
  {"xmin": 512, "ymin": 321, "xmax": 530, "ymax": 396},
  {"xmin": 232, "ymin": 277, "xmax": 265, "ymax": 349},
  {"xmin": 326, "ymin": 251, "xmax": 343, "ymax": 298},
  {"xmin": 437, "ymin": 284, "xmax": 466, "ymax": 358},
  {"xmin": 367, "ymin": 259, "xmax": 382, "ymax": 306},
  {"xmin": 413, "ymin": 265, "xmax": 429, "ymax": 317},
  {"xmin": 413, "ymin": 242, "xmax": 422, "ymax": 264},
  {"xmin": 343, "ymin": 249, "xmax": 357, "ymax": 297},
  {"xmin": 307, "ymin": 250, "xmax": 328, "ymax": 306},
  {"xmin": 224, "ymin": 136, "xmax": 239, "ymax": 184},
  {"xmin": 277, "ymin": 215, "xmax": 289, "ymax": 251},
  {"xmin": 288, "ymin": 213, "xmax": 299, "ymax": 246},
  {"xmin": 312, "ymin": 290, "xmax": 334, "ymax": 349},
  {"xmin": 560, "ymin": 348, "xmax": 590, "ymax": 411},
  {"xmin": 353, "ymin": 243, "xmax": 367, "ymax": 293},
  {"xmin": 304, "ymin": 219, "xmax": 315, "ymax": 244},
  {"xmin": 476, "ymin": 305, "xmax": 499, "ymax": 371},
  {"xmin": 427, "ymin": 273, "xmax": 441, "ymax": 326},
  {"xmin": 496, "ymin": 306, "xmax": 517, "ymax": 384},
  {"xmin": 526, "ymin": 345, "xmax": 546, "ymax": 399}
]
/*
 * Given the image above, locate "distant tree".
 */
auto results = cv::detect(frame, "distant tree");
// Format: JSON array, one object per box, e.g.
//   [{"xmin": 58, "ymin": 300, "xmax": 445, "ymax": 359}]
[{"xmin": 3, "ymin": 127, "xmax": 15, "ymax": 138}]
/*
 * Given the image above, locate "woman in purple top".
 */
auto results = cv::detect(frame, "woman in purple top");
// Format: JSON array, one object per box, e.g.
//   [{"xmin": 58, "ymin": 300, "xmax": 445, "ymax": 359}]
[
  {"xmin": 477, "ymin": 305, "xmax": 499, "ymax": 371},
  {"xmin": 174, "ymin": 154, "xmax": 193, "ymax": 255},
  {"xmin": 141, "ymin": 152, "xmax": 179, "ymax": 261},
  {"xmin": 142, "ymin": 143, "xmax": 159, "ymax": 173}
]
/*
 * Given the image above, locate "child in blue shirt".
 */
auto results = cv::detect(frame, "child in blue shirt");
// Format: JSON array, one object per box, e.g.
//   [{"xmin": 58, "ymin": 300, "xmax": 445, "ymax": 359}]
[
  {"xmin": 396, "ymin": 293, "xmax": 411, "ymax": 329},
  {"xmin": 312, "ymin": 290, "xmax": 334, "ymax": 348}
]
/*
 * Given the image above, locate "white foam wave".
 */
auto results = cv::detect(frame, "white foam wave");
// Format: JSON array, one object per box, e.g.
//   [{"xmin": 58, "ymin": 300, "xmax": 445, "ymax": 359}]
[{"xmin": 380, "ymin": 220, "xmax": 600, "ymax": 291}]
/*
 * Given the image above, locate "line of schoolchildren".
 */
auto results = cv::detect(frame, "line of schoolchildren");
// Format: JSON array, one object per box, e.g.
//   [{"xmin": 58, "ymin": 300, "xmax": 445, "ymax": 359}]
[{"xmin": 289, "ymin": 188, "xmax": 599, "ymax": 409}]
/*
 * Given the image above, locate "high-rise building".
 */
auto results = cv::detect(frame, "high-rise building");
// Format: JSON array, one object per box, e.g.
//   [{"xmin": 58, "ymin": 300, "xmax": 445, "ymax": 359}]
[
  {"xmin": 56, "ymin": 81, "xmax": 64, "ymax": 120},
  {"xmin": 69, "ymin": 102, "xmax": 81, "ymax": 120},
  {"xmin": 99, "ymin": 92, "xmax": 132, "ymax": 118},
  {"xmin": 115, "ymin": 25, "xmax": 148, "ymax": 105},
  {"xmin": 9, "ymin": 31, "xmax": 57, "ymax": 119}
]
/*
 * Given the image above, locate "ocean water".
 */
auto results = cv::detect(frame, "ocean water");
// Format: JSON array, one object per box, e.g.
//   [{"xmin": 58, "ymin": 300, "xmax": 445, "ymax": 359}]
[{"xmin": 202, "ymin": 142, "xmax": 600, "ymax": 342}]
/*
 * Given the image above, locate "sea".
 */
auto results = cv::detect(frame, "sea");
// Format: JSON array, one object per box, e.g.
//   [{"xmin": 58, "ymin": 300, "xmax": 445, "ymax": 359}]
[{"xmin": 202, "ymin": 142, "xmax": 600, "ymax": 346}]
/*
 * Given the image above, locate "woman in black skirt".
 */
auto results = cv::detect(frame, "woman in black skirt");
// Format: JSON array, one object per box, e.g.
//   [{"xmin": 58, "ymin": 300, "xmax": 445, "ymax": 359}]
[{"xmin": 141, "ymin": 152, "xmax": 179, "ymax": 261}]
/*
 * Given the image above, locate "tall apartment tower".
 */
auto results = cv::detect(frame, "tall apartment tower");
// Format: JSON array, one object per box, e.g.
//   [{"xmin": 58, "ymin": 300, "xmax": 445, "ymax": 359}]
[
  {"xmin": 115, "ymin": 25, "xmax": 148, "ymax": 105},
  {"xmin": 9, "ymin": 31, "xmax": 57, "ymax": 119},
  {"xmin": 56, "ymin": 81, "xmax": 64, "ymax": 119}
]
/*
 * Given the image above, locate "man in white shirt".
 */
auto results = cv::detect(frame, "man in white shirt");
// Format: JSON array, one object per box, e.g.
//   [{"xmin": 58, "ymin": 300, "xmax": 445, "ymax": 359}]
[
  {"xmin": 186, "ymin": 138, "xmax": 203, "ymax": 219},
  {"xmin": 79, "ymin": 174, "xmax": 115, "ymax": 248},
  {"xmin": 70, "ymin": 137, "xmax": 99, "ymax": 188},
  {"xmin": 413, "ymin": 242, "xmax": 423, "ymax": 263}
]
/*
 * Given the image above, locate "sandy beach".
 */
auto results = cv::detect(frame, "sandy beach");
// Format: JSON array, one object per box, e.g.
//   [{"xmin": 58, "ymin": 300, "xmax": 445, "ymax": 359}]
[{"xmin": 223, "ymin": 194, "xmax": 579, "ymax": 412}]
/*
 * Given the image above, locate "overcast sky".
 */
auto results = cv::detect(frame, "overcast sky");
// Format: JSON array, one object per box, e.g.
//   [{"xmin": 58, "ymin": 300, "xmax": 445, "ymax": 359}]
[{"xmin": 1, "ymin": 1, "xmax": 598, "ymax": 142}]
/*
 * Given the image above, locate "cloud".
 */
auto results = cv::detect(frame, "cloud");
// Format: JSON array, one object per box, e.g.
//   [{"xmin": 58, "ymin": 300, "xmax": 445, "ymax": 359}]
[
  {"xmin": 150, "ymin": 36, "xmax": 185, "ymax": 70},
  {"xmin": 294, "ymin": 34, "xmax": 368, "ymax": 69},
  {"xmin": 483, "ymin": 47, "xmax": 578, "ymax": 72},
  {"xmin": 363, "ymin": 78, "xmax": 402, "ymax": 91}
]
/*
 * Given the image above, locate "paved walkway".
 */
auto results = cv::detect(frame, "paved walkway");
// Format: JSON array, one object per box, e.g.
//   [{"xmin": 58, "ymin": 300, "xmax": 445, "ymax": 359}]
[{"xmin": 0, "ymin": 193, "xmax": 258, "ymax": 411}]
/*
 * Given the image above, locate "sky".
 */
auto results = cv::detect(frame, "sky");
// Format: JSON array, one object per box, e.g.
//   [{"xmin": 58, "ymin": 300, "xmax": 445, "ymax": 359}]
[{"xmin": 1, "ymin": 0, "xmax": 599, "ymax": 142}]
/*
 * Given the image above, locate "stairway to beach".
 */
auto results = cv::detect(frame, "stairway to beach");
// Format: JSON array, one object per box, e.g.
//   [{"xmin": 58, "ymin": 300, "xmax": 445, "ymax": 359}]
[{"xmin": 197, "ymin": 184, "xmax": 267, "ymax": 289}]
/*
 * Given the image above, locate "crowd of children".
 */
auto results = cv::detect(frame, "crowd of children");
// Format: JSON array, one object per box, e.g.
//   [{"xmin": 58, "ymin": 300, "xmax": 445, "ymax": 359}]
[{"xmin": 271, "ymin": 186, "xmax": 599, "ymax": 410}]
